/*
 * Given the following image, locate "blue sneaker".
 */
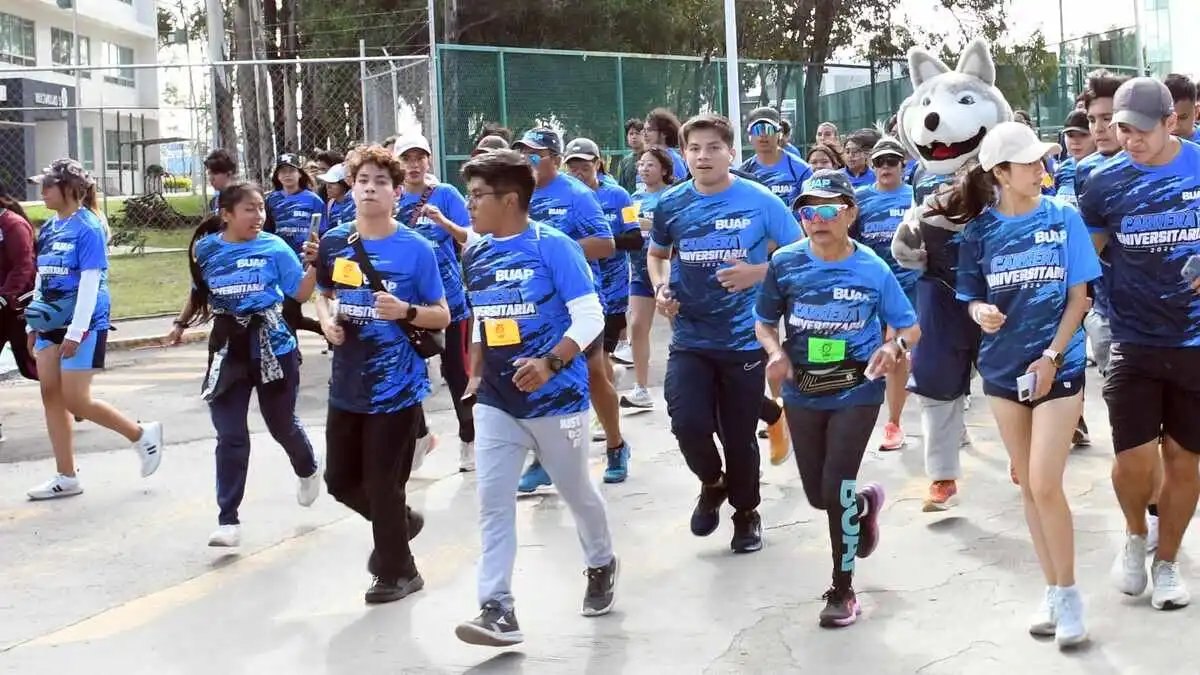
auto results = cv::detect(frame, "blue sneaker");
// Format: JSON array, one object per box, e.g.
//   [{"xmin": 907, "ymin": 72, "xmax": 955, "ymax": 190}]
[
  {"xmin": 517, "ymin": 462, "xmax": 552, "ymax": 493},
  {"xmin": 603, "ymin": 443, "xmax": 630, "ymax": 484}
]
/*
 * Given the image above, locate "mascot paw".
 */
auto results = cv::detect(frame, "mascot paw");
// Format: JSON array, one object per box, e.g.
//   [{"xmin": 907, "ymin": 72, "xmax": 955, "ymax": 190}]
[{"xmin": 891, "ymin": 222, "xmax": 928, "ymax": 271}]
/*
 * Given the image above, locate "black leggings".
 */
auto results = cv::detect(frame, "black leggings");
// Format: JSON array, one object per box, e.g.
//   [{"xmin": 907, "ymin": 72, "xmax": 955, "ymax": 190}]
[
  {"xmin": 0, "ymin": 307, "xmax": 36, "ymax": 380},
  {"xmin": 785, "ymin": 403, "xmax": 880, "ymax": 586}
]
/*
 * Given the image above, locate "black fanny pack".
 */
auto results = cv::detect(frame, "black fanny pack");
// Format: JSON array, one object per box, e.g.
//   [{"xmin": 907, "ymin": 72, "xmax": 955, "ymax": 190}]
[{"xmin": 794, "ymin": 361, "xmax": 868, "ymax": 397}]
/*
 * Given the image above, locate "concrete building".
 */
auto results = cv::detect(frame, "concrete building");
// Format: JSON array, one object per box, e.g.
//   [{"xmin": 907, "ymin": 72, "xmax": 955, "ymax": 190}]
[{"xmin": 0, "ymin": 0, "xmax": 159, "ymax": 200}]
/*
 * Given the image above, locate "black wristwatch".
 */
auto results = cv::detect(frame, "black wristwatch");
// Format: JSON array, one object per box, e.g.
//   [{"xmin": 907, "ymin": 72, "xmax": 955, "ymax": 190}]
[
  {"xmin": 546, "ymin": 355, "xmax": 565, "ymax": 373},
  {"xmin": 404, "ymin": 305, "xmax": 419, "ymax": 322}
]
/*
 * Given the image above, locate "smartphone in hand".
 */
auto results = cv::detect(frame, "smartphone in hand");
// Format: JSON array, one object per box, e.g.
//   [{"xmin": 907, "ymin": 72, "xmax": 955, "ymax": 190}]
[{"xmin": 1016, "ymin": 372, "xmax": 1037, "ymax": 402}]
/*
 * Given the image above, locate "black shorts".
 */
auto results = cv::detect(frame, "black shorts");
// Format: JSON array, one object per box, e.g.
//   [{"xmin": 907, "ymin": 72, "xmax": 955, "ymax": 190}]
[
  {"xmin": 1103, "ymin": 343, "xmax": 1200, "ymax": 454},
  {"xmin": 983, "ymin": 374, "xmax": 1084, "ymax": 409},
  {"xmin": 602, "ymin": 313, "xmax": 627, "ymax": 353}
]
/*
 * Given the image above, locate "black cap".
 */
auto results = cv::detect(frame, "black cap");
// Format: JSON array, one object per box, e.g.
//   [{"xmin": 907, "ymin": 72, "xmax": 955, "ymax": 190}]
[
  {"xmin": 792, "ymin": 169, "xmax": 856, "ymax": 209},
  {"xmin": 1062, "ymin": 110, "xmax": 1089, "ymax": 135},
  {"xmin": 275, "ymin": 153, "xmax": 303, "ymax": 170},
  {"xmin": 513, "ymin": 128, "xmax": 564, "ymax": 155}
]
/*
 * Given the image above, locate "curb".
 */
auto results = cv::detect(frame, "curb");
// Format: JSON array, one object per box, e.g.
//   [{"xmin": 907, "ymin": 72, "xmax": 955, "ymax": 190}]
[{"xmin": 108, "ymin": 330, "xmax": 209, "ymax": 352}]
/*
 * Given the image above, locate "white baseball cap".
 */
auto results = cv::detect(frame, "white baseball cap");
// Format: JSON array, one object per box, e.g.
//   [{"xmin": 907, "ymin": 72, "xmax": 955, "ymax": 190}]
[
  {"xmin": 316, "ymin": 163, "xmax": 347, "ymax": 184},
  {"xmin": 978, "ymin": 122, "xmax": 1061, "ymax": 171},
  {"xmin": 393, "ymin": 134, "xmax": 432, "ymax": 157}
]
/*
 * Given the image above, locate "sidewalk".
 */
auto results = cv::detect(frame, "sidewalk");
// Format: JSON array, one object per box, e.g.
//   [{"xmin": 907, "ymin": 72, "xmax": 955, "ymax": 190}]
[{"xmin": 107, "ymin": 303, "xmax": 320, "ymax": 351}]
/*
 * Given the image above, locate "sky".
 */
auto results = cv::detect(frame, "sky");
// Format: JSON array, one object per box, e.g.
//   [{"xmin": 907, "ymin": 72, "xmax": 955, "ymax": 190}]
[{"xmin": 898, "ymin": 0, "xmax": 1138, "ymax": 46}]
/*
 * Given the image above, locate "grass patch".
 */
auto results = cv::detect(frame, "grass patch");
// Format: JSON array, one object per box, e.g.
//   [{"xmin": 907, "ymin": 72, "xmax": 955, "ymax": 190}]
[
  {"xmin": 106, "ymin": 251, "xmax": 190, "ymax": 319},
  {"xmin": 140, "ymin": 229, "xmax": 194, "ymax": 249},
  {"xmin": 22, "ymin": 193, "xmax": 209, "ymax": 228}
]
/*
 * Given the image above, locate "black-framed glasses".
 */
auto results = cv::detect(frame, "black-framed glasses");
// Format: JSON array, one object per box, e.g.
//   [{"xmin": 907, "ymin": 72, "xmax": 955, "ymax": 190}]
[
  {"xmin": 466, "ymin": 190, "xmax": 513, "ymax": 203},
  {"xmin": 871, "ymin": 156, "xmax": 902, "ymax": 168}
]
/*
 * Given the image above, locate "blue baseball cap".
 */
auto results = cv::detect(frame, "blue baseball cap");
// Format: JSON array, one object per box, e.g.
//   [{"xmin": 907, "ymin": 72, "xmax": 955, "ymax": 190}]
[
  {"xmin": 513, "ymin": 128, "xmax": 564, "ymax": 155},
  {"xmin": 792, "ymin": 169, "xmax": 856, "ymax": 208}
]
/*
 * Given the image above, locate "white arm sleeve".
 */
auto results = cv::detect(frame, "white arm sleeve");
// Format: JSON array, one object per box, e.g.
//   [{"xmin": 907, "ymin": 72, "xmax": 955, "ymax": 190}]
[
  {"xmin": 471, "ymin": 316, "xmax": 482, "ymax": 344},
  {"xmin": 65, "ymin": 268, "xmax": 102, "ymax": 342},
  {"xmin": 26, "ymin": 274, "xmax": 40, "ymax": 334},
  {"xmin": 564, "ymin": 293, "xmax": 604, "ymax": 350}
]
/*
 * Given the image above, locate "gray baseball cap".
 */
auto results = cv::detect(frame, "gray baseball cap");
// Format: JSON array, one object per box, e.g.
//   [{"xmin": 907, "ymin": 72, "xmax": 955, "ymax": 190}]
[
  {"xmin": 870, "ymin": 137, "xmax": 906, "ymax": 160},
  {"xmin": 563, "ymin": 137, "xmax": 601, "ymax": 162},
  {"xmin": 1113, "ymin": 77, "xmax": 1175, "ymax": 132},
  {"xmin": 792, "ymin": 169, "xmax": 856, "ymax": 208}
]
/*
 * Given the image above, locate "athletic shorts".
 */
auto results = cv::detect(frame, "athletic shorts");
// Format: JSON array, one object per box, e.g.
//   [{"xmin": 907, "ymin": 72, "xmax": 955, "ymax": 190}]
[
  {"xmin": 630, "ymin": 267, "xmax": 654, "ymax": 298},
  {"xmin": 602, "ymin": 313, "xmax": 627, "ymax": 353},
  {"xmin": 982, "ymin": 374, "xmax": 1084, "ymax": 409},
  {"xmin": 35, "ymin": 329, "xmax": 108, "ymax": 371},
  {"xmin": 1103, "ymin": 343, "xmax": 1200, "ymax": 454}
]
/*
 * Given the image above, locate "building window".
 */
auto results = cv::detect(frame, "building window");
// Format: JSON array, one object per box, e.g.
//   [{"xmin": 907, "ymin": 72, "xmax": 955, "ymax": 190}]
[
  {"xmin": 51, "ymin": 29, "xmax": 92, "ymax": 79},
  {"xmin": 105, "ymin": 129, "xmax": 141, "ymax": 171},
  {"xmin": 81, "ymin": 128, "xmax": 96, "ymax": 171},
  {"xmin": 103, "ymin": 43, "xmax": 135, "ymax": 88},
  {"xmin": 0, "ymin": 13, "xmax": 35, "ymax": 67}
]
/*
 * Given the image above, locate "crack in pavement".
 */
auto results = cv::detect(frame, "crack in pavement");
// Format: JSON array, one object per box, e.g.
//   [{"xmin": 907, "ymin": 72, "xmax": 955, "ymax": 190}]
[{"xmin": 915, "ymin": 640, "xmax": 1000, "ymax": 673}]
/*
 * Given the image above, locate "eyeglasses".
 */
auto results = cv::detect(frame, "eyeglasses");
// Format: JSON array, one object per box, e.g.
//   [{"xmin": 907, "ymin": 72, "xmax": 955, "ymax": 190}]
[
  {"xmin": 466, "ymin": 190, "xmax": 512, "ymax": 203},
  {"xmin": 871, "ymin": 156, "xmax": 902, "ymax": 168},
  {"xmin": 796, "ymin": 204, "xmax": 849, "ymax": 222},
  {"xmin": 748, "ymin": 122, "xmax": 779, "ymax": 137},
  {"xmin": 843, "ymin": 148, "xmax": 865, "ymax": 158}
]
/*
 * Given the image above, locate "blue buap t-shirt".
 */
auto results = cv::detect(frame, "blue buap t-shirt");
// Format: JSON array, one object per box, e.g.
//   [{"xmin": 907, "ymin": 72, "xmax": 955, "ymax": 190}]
[
  {"xmin": 396, "ymin": 184, "xmax": 472, "ymax": 322},
  {"xmin": 852, "ymin": 183, "xmax": 918, "ymax": 296},
  {"xmin": 592, "ymin": 180, "xmax": 638, "ymax": 315},
  {"xmin": 315, "ymin": 224, "xmax": 445, "ymax": 414},
  {"xmin": 1078, "ymin": 141, "xmax": 1200, "ymax": 347},
  {"xmin": 529, "ymin": 173, "xmax": 613, "ymax": 294},
  {"xmin": 957, "ymin": 199, "xmax": 1100, "ymax": 388},
  {"xmin": 194, "ymin": 231, "xmax": 304, "ymax": 357},
  {"xmin": 739, "ymin": 152, "xmax": 814, "ymax": 206},
  {"xmin": 844, "ymin": 167, "xmax": 876, "ymax": 189},
  {"xmin": 650, "ymin": 176, "xmax": 801, "ymax": 351},
  {"xmin": 1074, "ymin": 150, "xmax": 1122, "ymax": 317},
  {"xmin": 320, "ymin": 195, "xmax": 356, "ymax": 236},
  {"xmin": 463, "ymin": 223, "xmax": 595, "ymax": 419},
  {"xmin": 755, "ymin": 240, "xmax": 917, "ymax": 410},
  {"xmin": 36, "ymin": 208, "xmax": 111, "ymax": 331},
  {"xmin": 267, "ymin": 189, "xmax": 325, "ymax": 256},
  {"xmin": 1053, "ymin": 156, "xmax": 1078, "ymax": 206}
]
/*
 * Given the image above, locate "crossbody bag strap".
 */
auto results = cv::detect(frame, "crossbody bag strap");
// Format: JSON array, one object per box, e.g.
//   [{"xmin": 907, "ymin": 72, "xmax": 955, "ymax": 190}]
[
  {"xmin": 406, "ymin": 186, "xmax": 437, "ymax": 228},
  {"xmin": 347, "ymin": 226, "xmax": 419, "ymax": 331}
]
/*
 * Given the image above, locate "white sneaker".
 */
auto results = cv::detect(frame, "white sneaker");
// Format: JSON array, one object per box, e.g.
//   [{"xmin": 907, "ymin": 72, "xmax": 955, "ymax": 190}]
[
  {"xmin": 1054, "ymin": 586, "xmax": 1087, "ymax": 647},
  {"xmin": 459, "ymin": 441, "xmax": 475, "ymax": 472},
  {"xmin": 1147, "ymin": 514, "xmax": 1160, "ymax": 554},
  {"xmin": 27, "ymin": 473, "xmax": 83, "ymax": 501},
  {"xmin": 1028, "ymin": 586, "xmax": 1058, "ymax": 636},
  {"xmin": 590, "ymin": 414, "xmax": 606, "ymax": 442},
  {"xmin": 297, "ymin": 462, "xmax": 322, "ymax": 507},
  {"xmin": 611, "ymin": 341, "xmax": 633, "ymax": 365},
  {"xmin": 208, "ymin": 524, "xmax": 241, "ymax": 547},
  {"xmin": 411, "ymin": 433, "xmax": 437, "ymax": 472},
  {"xmin": 963, "ymin": 394, "xmax": 973, "ymax": 412},
  {"xmin": 620, "ymin": 385, "xmax": 654, "ymax": 410},
  {"xmin": 133, "ymin": 421, "xmax": 163, "ymax": 477},
  {"xmin": 1112, "ymin": 533, "xmax": 1149, "ymax": 596},
  {"xmin": 1151, "ymin": 560, "xmax": 1191, "ymax": 610}
]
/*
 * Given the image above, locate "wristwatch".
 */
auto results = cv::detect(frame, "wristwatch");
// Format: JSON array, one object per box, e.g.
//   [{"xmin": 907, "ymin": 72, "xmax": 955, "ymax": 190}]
[
  {"xmin": 546, "ymin": 355, "xmax": 565, "ymax": 373},
  {"xmin": 893, "ymin": 336, "xmax": 910, "ymax": 356},
  {"xmin": 404, "ymin": 305, "xmax": 419, "ymax": 322},
  {"xmin": 1042, "ymin": 348, "xmax": 1064, "ymax": 368}
]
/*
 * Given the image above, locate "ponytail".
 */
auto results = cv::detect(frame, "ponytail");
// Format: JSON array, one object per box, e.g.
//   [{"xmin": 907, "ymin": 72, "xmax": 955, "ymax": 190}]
[
  {"xmin": 184, "ymin": 213, "xmax": 223, "ymax": 327},
  {"xmin": 927, "ymin": 160, "xmax": 1000, "ymax": 225}
]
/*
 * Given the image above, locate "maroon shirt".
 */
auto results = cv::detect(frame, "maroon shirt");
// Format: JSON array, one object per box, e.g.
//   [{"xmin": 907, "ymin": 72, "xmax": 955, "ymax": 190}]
[{"xmin": 0, "ymin": 207, "xmax": 36, "ymax": 308}]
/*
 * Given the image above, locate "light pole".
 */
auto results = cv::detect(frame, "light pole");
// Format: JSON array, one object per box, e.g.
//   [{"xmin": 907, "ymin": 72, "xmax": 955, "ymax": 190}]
[
  {"xmin": 1132, "ymin": 0, "xmax": 1146, "ymax": 74},
  {"xmin": 723, "ymin": 0, "xmax": 743, "ymax": 163}
]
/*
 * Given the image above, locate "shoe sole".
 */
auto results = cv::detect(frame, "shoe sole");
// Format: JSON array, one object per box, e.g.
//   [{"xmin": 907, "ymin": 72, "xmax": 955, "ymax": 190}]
[
  {"xmin": 28, "ymin": 488, "xmax": 83, "ymax": 501},
  {"xmin": 731, "ymin": 540, "xmax": 763, "ymax": 554},
  {"xmin": 581, "ymin": 557, "xmax": 620, "ymax": 617},
  {"xmin": 208, "ymin": 538, "xmax": 241, "ymax": 547},
  {"xmin": 922, "ymin": 494, "xmax": 957, "ymax": 513},
  {"xmin": 1029, "ymin": 623, "xmax": 1056, "ymax": 637},
  {"xmin": 819, "ymin": 601, "xmax": 861, "ymax": 628},
  {"xmin": 365, "ymin": 576, "xmax": 425, "ymax": 604},
  {"xmin": 455, "ymin": 623, "xmax": 525, "ymax": 646},
  {"xmin": 879, "ymin": 439, "xmax": 905, "ymax": 451},
  {"xmin": 618, "ymin": 398, "xmax": 653, "ymax": 410},
  {"xmin": 1152, "ymin": 597, "xmax": 1190, "ymax": 610},
  {"xmin": 1056, "ymin": 632, "xmax": 1088, "ymax": 648},
  {"xmin": 603, "ymin": 474, "xmax": 628, "ymax": 484},
  {"xmin": 611, "ymin": 357, "xmax": 634, "ymax": 366}
]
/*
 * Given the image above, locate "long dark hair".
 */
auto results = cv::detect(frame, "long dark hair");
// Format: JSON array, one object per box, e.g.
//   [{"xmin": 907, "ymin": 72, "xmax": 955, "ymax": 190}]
[
  {"xmin": 0, "ymin": 195, "xmax": 29, "ymax": 221},
  {"xmin": 184, "ymin": 182, "xmax": 265, "ymax": 326},
  {"xmin": 808, "ymin": 143, "xmax": 845, "ymax": 169},
  {"xmin": 927, "ymin": 160, "xmax": 1003, "ymax": 225},
  {"xmin": 271, "ymin": 162, "xmax": 314, "ymax": 193},
  {"xmin": 641, "ymin": 147, "xmax": 677, "ymax": 186}
]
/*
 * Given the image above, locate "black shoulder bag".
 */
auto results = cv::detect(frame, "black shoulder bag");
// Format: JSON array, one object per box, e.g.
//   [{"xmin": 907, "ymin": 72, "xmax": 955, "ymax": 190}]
[{"xmin": 346, "ymin": 207, "xmax": 446, "ymax": 358}]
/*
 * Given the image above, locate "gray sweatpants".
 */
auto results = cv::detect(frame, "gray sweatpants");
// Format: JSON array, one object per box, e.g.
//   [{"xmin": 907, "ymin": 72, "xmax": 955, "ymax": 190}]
[
  {"xmin": 1084, "ymin": 310, "xmax": 1112, "ymax": 377},
  {"xmin": 918, "ymin": 395, "xmax": 965, "ymax": 481},
  {"xmin": 474, "ymin": 404, "xmax": 614, "ymax": 610}
]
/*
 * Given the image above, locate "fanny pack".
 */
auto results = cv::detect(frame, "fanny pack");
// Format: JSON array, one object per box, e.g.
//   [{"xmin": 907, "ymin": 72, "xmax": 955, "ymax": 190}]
[
  {"xmin": 24, "ymin": 295, "xmax": 75, "ymax": 333},
  {"xmin": 793, "ymin": 360, "xmax": 868, "ymax": 397}
]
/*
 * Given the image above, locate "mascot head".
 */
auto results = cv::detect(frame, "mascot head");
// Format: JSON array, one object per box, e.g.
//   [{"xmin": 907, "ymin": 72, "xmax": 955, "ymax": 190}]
[{"xmin": 897, "ymin": 38, "xmax": 1013, "ymax": 176}]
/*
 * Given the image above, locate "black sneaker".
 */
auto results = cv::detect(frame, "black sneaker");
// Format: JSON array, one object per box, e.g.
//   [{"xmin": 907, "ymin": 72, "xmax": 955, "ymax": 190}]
[
  {"xmin": 582, "ymin": 556, "xmax": 619, "ymax": 616},
  {"xmin": 730, "ymin": 509, "xmax": 763, "ymax": 553},
  {"xmin": 690, "ymin": 480, "xmax": 727, "ymax": 536},
  {"xmin": 455, "ymin": 600, "xmax": 525, "ymax": 646},
  {"xmin": 819, "ymin": 586, "xmax": 860, "ymax": 627},
  {"xmin": 856, "ymin": 483, "xmax": 885, "ymax": 559},
  {"xmin": 364, "ymin": 573, "xmax": 424, "ymax": 604}
]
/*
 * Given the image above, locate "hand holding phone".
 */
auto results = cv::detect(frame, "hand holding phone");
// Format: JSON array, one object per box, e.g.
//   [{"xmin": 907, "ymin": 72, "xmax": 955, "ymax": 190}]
[
  {"xmin": 310, "ymin": 213, "xmax": 323, "ymax": 235},
  {"xmin": 1016, "ymin": 372, "xmax": 1037, "ymax": 402}
]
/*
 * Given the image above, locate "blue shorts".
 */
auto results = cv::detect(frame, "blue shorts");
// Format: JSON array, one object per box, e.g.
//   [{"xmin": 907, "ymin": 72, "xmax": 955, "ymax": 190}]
[
  {"xmin": 907, "ymin": 279, "xmax": 978, "ymax": 401},
  {"xmin": 630, "ymin": 265, "xmax": 655, "ymax": 298},
  {"xmin": 35, "ymin": 329, "xmax": 108, "ymax": 371}
]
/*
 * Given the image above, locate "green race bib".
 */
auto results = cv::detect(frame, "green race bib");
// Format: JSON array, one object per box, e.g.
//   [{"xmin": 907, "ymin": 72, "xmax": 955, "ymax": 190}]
[{"xmin": 808, "ymin": 336, "xmax": 846, "ymax": 364}]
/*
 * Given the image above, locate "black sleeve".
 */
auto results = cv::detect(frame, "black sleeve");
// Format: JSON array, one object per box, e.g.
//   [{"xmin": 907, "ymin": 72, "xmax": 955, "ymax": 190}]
[{"xmin": 613, "ymin": 229, "xmax": 644, "ymax": 251}]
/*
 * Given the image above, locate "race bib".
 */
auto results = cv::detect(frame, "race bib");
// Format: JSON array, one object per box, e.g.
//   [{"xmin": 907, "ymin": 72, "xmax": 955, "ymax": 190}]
[
  {"xmin": 484, "ymin": 318, "xmax": 521, "ymax": 346},
  {"xmin": 332, "ymin": 258, "xmax": 364, "ymax": 287},
  {"xmin": 622, "ymin": 204, "xmax": 641, "ymax": 224},
  {"xmin": 808, "ymin": 336, "xmax": 846, "ymax": 363}
]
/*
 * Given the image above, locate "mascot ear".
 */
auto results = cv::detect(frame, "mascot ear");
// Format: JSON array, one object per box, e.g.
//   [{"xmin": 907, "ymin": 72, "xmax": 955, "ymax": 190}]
[
  {"xmin": 908, "ymin": 47, "xmax": 951, "ymax": 89},
  {"xmin": 956, "ymin": 38, "xmax": 997, "ymax": 86}
]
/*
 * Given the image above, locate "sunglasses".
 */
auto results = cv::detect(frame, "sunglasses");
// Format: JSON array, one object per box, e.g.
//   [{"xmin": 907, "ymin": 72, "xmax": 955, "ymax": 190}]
[
  {"xmin": 871, "ymin": 155, "xmax": 902, "ymax": 168},
  {"xmin": 796, "ymin": 204, "xmax": 849, "ymax": 222},
  {"xmin": 748, "ymin": 122, "xmax": 779, "ymax": 136}
]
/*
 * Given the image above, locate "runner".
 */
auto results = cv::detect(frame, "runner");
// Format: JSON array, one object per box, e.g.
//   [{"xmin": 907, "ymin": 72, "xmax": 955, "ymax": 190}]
[
  {"xmin": 316, "ymin": 163, "xmax": 356, "ymax": 236},
  {"xmin": 1052, "ymin": 110, "xmax": 1094, "ymax": 207},
  {"xmin": 204, "ymin": 149, "xmax": 237, "ymax": 215},
  {"xmin": 841, "ymin": 131, "xmax": 877, "ymax": 189},
  {"xmin": 649, "ymin": 113, "xmax": 801, "ymax": 553},
  {"xmin": 472, "ymin": 135, "xmax": 510, "ymax": 157},
  {"xmin": 779, "ymin": 119, "xmax": 803, "ymax": 158},
  {"xmin": 0, "ymin": 189, "xmax": 37, "ymax": 389},
  {"xmin": 454, "ymin": 149, "xmax": 618, "ymax": 646},
  {"xmin": 755, "ymin": 168, "xmax": 916, "ymax": 627},
  {"xmin": 1079, "ymin": 77, "xmax": 1200, "ymax": 611},
  {"xmin": 168, "ymin": 183, "xmax": 322, "ymax": 547},
  {"xmin": 1163, "ymin": 73, "xmax": 1200, "ymax": 143},
  {"xmin": 563, "ymin": 137, "xmax": 644, "ymax": 483},
  {"xmin": 394, "ymin": 134, "xmax": 476, "ymax": 472},
  {"xmin": 954, "ymin": 122, "xmax": 1100, "ymax": 646},
  {"xmin": 23, "ymin": 159, "xmax": 163, "ymax": 500},
  {"xmin": 266, "ymin": 153, "xmax": 326, "ymax": 339},
  {"xmin": 511, "ymin": 128, "xmax": 627, "ymax": 492},
  {"xmin": 618, "ymin": 147, "xmax": 678, "ymax": 411},
  {"xmin": 644, "ymin": 108, "xmax": 690, "ymax": 181},
  {"xmin": 313, "ymin": 144, "xmax": 450, "ymax": 604},
  {"xmin": 851, "ymin": 138, "xmax": 918, "ymax": 451},
  {"xmin": 613, "ymin": 118, "xmax": 646, "ymax": 194},
  {"xmin": 807, "ymin": 144, "xmax": 845, "ymax": 171},
  {"xmin": 314, "ymin": 149, "xmax": 345, "ymax": 175},
  {"xmin": 816, "ymin": 122, "xmax": 841, "ymax": 152}
]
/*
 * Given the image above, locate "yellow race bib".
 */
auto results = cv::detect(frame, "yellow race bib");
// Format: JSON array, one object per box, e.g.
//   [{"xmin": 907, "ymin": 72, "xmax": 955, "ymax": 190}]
[
  {"xmin": 621, "ymin": 204, "xmax": 641, "ymax": 224},
  {"xmin": 483, "ymin": 318, "xmax": 521, "ymax": 346},
  {"xmin": 332, "ymin": 258, "xmax": 364, "ymax": 287}
]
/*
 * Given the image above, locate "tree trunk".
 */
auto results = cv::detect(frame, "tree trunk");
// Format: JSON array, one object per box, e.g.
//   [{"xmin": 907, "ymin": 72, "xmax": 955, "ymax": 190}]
[
  {"xmin": 264, "ymin": 0, "xmax": 284, "ymax": 153},
  {"xmin": 775, "ymin": 65, "xmax": 792, "ymax": 110},
  {"xmin": 802, "ymin": 0, "xmax": 840, "ymax": 142},
  {"xmin": 232, "ymin": 0, "xmax": 263, "ymax": 182},
  {"xmin": 249, "ymin": 0, "xmax": 274, "ymax": 172},
  {"xmin": 282, "ymin": 0, "xmax": 298, "ymax": 151}
]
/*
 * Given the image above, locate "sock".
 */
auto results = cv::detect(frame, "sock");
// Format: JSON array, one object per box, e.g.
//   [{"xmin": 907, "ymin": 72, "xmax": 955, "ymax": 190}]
[{"xmin": 1149, "ymin": 504, "xmax": 1159, "ymax": 517}]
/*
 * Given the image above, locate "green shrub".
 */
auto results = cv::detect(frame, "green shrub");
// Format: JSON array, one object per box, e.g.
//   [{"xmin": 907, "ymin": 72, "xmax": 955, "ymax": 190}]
[{"xmin": 163, "ymin": 175, "xmax": 193, "ymax": 191}]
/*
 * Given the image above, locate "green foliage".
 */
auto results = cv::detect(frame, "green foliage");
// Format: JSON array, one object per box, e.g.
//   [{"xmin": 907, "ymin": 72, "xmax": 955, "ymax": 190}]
[{"xmin": 163, "ymin": 176, "xmax": 194, "ymax": 191}]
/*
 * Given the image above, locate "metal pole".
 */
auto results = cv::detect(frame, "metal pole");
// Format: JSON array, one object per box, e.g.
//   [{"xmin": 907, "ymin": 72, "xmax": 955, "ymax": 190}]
[
  {"xmin": 615, "ymin": 55, "xmax": 625, "ymax": 139},
  {"xmin": 426, "ymin": 0, "xmax": 442, "ymax": 174},
  {"xmin": 205, "ymin": 0, "xmax": 225, "ymax": 150},
  {"xmin": 71, "ymin": 2, "xmax": 82, "ymax": 160},
  {"xmin": 1133, "ymin": 0, "xmax": 1146, "ymax": 74},
  {"xmin": 359, "ymin": 40, "xmax": 369, "ymax": 141},
  {"xmin": 722, "ymin": 0, "xmax": 743, "ymax": 163},
  {"xmin": 497, "ymin": 50, "xmax": 508, "ymax": 127},
  {"xmin": 99, "ymin": 106, "xmax": 109, "ymax": 216},
  {"xmin": 385, "ymin": 49, "xmax": 400, "ymax": 137}
]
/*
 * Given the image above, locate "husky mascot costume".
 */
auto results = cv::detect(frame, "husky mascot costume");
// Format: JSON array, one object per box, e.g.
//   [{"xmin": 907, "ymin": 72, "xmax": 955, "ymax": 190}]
[{"xmin": 891, "ymin": 39, "xmax": 1013, "ymax": 509}]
